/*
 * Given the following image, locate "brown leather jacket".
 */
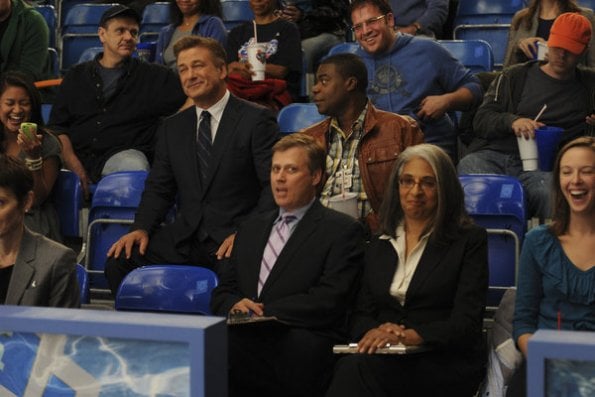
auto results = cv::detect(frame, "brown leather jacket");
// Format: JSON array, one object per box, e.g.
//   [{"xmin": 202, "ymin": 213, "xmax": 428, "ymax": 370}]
[{"xmin": 302, "ymin": 103, "xmax": 424, "ymax": 223}]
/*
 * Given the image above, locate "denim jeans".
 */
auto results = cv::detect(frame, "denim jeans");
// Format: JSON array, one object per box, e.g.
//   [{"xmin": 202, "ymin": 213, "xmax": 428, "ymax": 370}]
[
  {"xmin": 101, "ymin": 149, "xmax": 150, "ymax": 176},
  {"xmin": 458, "ymin": 149, "xmax": 552, "ymax": 220},
  {"xmin": 302, "ymin": 33, "xmax": 344, "ymax": 73}
]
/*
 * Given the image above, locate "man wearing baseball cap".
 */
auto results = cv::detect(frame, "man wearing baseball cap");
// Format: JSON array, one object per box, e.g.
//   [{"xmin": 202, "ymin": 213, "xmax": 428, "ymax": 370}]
[
  {"xmin": 48, "ymin": 5, "xmax": 186, "ymax": 196},
  {"xmin": 458, "ymin": 12, "xmax": 595, "ymax": 222}
]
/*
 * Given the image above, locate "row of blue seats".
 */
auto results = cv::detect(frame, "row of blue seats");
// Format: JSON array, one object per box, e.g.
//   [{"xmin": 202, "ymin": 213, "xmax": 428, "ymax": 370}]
[{"xmin": 54, "ymin": 167, "xmax": 525, "ymax": 307}]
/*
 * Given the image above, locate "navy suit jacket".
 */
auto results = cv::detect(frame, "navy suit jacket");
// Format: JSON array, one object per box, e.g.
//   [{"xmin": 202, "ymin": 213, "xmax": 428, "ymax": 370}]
[
  {"xmin": 5, "ymin": 228, "xmax": 80, "ymax": 308},
  {"xmin": 132, "ymin": 94, "xmax": 279, "ymax": 244},
  {"xmin": 211, "ymin": 200, "xmax": 366, "ymax": 339},
  {"xmin": 352, "ymin": 224, "xmax": 488, "ymax": 357}
]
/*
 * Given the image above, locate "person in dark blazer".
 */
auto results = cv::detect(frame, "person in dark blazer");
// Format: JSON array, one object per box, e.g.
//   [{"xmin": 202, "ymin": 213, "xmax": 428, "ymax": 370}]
[
  {"xmin": 211, "ymin": 134, "xmax": 366, "ymax": 397},
  {"xmin": 0, "ymin": 155, "xmax": 80, "ymax": 308},
  {"xmin": 104, "ymin": 36, "xmax": 279, "ymax": 296},
  {"xmin": 325, "ymin": 144, "xmax": 489, "ymax": 397}
]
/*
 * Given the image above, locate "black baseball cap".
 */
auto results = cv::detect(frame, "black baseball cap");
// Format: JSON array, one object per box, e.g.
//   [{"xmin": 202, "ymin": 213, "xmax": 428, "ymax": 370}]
[{"xmin": 99, "ymin": 5, "xmax": 141, "ymax": 26}]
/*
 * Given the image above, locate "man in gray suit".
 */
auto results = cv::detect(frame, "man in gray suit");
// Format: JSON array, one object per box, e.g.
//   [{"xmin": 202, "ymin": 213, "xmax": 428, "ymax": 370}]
[{"xmin": 105, "ymin": 36, "xmax": 279, "ymax": 296}]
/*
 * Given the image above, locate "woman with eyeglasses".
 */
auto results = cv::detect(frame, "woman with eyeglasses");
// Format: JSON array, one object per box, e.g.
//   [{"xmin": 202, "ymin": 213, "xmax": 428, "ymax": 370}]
[{"xmin": 326, "ymin": 144, "xmax": 488, "ymax": 397}]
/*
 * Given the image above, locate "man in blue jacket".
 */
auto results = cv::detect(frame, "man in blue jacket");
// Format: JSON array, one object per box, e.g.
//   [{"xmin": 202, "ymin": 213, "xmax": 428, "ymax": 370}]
[{"xmin": 350, "ymin": 0, "xmax": 482, "ymax": 160}]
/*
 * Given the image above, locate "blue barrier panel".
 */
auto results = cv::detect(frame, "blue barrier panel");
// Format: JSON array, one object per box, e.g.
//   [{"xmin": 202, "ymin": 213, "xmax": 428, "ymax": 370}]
[{"xmin": 0, "ymin": 306, "xmax": 227, "ymax": 396}]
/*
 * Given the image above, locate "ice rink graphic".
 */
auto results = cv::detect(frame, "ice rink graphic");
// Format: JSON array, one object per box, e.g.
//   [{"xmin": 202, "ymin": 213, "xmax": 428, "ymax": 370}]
[{"xmin": 0, "ymin": 331, "xmax": 190, "ymax": 396}]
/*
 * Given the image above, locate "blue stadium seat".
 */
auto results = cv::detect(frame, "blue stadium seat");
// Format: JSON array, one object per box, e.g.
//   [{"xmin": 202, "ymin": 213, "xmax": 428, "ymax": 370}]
[
  {"xmin": 326, "ymin": 42, "xmax": 360, "ymax": 57},
  {"xmin": 41, "ymin": 103, "xmax": 52, "ymax": 124},
  {"xmin": 51, "ymin": 169, "xmax": 84, "ymax": 238},
  {"xmin": 222, "ymin": 1, "xmax": 254, "ymax": 30},
  {"xmin": 456, "ymin": 0, "xmax": 524, "ymax": 25},
  {"xmin": 459, "ymin": 174, "xmax": 526, "ymax": 307},
  {"xmin": 140, "ymin": 2, "xmax": 171, "ymax": 42},
  {"xmin": 277, "ymin": 103, "xmax": 325, "ymax": 134},
  {"xmin": 438, "ymin": 39, "xmax": 494, "ymax": 73},
  {"xmin": 453, "ymin": 24, "xmax": 510, "ymax": 69},
  {"xmin": 35, "ymin": 4, "xmax": 57, "ymax": 48},
  {"xmin": 85, "ymin": 171, "xmax": 148, "ymax": 291},
  {"xmin": 76, "ymin": 263, "xmax": 90, "ymax": 304},
  {"xmin": 577, "ymin": 0, "xmax": 595, "ymax": 10},
  {"xmin": 115, "ymin": 265, "xmax": 219, "ymax": 314},
  {"xmin": 78, "ymin": 46, "xmax": 103, "ymax": 63},
  {"xmin": 61, "ymin": 3, "xmax": 117, "ymax": 71}
]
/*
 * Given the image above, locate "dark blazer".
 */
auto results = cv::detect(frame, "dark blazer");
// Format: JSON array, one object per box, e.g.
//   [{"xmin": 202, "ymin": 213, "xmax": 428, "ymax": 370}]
[
  {"xmin": 131, "ymin": 94, "xmax": 279, "ymax": 244},
  {"xmin": 211, "ymin": 200, "xmax": 366, "ymax": 339},
  {"xmin": 5, "ymin": 228, "xmax": 80, "ymax": 308},
  {"xmin": 352, "ymin": 224, "xmax": 488, "ymax": 356}
]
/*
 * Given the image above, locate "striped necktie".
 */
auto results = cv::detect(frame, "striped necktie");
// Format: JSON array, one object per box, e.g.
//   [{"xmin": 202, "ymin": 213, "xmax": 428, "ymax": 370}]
[{"xmin": 258, "ymin": 214, "xmax": 297, "ymax": 295}]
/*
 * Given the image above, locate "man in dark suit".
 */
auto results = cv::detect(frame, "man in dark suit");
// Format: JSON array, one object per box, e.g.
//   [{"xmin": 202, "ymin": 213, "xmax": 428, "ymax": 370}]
[
  {"xmin": 211, "ymin": 134, "xmax": 365, "ymax": 397},
  {"xmin": 104, "ymin": 36, "xmax": 279, "ymax": 296}
]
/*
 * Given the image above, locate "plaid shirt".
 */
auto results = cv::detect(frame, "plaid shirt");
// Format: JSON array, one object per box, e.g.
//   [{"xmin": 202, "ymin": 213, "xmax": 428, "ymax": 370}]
[{"xmin": 320, "ymin": 104, "xmax": 371, "ymax": 219}]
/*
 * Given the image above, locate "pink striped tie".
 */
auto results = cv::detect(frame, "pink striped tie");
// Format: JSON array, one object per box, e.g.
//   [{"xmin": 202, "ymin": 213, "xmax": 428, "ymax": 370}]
[{"xmin": 258, "ymin": 214, "xmax": 297, "ymax": 295}]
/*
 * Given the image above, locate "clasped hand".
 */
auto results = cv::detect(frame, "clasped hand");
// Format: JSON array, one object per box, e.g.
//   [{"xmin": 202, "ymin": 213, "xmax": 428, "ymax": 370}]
[{"xmin": 357, "ymin": 323, "xmax": 423, "ymax": 354}]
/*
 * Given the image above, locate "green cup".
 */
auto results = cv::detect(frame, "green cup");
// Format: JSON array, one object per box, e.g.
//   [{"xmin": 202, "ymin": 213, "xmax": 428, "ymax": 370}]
[{"xmin": 20, "ymin": 122, "xmax": 37, "ymax": 141}]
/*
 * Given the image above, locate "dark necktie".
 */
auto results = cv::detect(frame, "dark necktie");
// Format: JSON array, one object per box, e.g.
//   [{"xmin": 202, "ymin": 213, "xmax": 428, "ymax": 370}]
[
  {"xmin": 258, "ymin": 214, "xmax": 297, "ymax": 295},
  {"xmin": 197, "ymin": 110, "xmax": 212, "ymax": 182}
]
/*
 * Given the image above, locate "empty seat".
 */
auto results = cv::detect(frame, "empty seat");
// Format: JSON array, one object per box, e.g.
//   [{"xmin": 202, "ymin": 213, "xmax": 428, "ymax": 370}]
[
  {"xmin": 61, "ymin": 3, "xmax": 117, "ymax": 70},
  {"xmin": 140, "ymin": 2, "xmax": 171, "ymax": 42},
  {"xmin": 453, "ymin": 24, "xmax": 511, "ymax": 69},
  {"xmin": 35, "ymin": 4, "xmax": 57, "ymax": 48},
  {"xmin": 221, "ymin": 1, "xmax": 254, "ymax": 30},
  {"xmin": 76, "ymin": 263, "xmax": 90, "ymax": 304},
  {"xmin": 51, "ymin": 169, "xmax": 84, "ymax": 238},
  {"xmin": 277, "ymin": 103, "xmax": 325, "ymax": 134},
  {"xmin": 455, "ymin": 0, "xmax": 524, "ymax": 25},
  {"xmin": 115, "ymin": 265, "xmax": 219, "ymax": 314},
  {"xmin": 326, "ymin": 42, "xmax": 360, "ymax": 57},
  {"xmin": 78, "ymin": 46, "xmax": 103, "ymax": 63},
  {"xmin": 459, "ymin": 174, "xmax": 526, "ymax": 307},
  {"xmin": 85, "ymin": 171, "xmax": 148, "ymax": 291},
  {"xmin": 437, "ymin": 39, "xmax": 494, "ymax": 73}
]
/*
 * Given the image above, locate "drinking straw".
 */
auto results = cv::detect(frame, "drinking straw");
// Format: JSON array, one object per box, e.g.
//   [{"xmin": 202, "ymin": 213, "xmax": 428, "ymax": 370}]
[
  {"xmin": 533, "ymin": 104, "xmax": 547, "ymax": 122},
  {"xmin": 253, "ymin": 20, "xmax": 258, "ymax": 42}
]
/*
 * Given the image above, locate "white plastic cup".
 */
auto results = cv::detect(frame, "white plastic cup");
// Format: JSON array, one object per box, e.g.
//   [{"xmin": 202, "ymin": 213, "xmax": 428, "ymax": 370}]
[
  {"xmin": 516, "ymin": 136, "xmax": 539, "ymax": 171},
  {"xmin": 536, "ymin": 41, "xmax": 548, "ymax": 61},
  {"xmin": 246, "ymin": 43, "xmax": 267, "ymax": 81},
  {"xmin": 328, "ymin": 192, "xmax": 359, "ymax": 219}
]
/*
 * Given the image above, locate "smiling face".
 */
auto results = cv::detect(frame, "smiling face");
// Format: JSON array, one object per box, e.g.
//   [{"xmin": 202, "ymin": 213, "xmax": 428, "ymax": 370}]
[
  {"xmin": 271, "ymin": 146, "xmax": 321, "ymax": 212},
  {"xmin": 98, "ymin": 17, "xmax": 139, "ymax": 63},
  {"xmin": 177, "ymin": 45, "xmax": 227, "ymax": 108},
  {"xmin": 559, "ymin": 146, "xmax": 595, "ymax": 216},
  {"xmin": 351, "ymin": 4, "xmax": 395, "ymax": 55},
  {"xmin": 0, "ymin": 86, "xmax": 31, "ymax": 134},
  {"xmin": 398, "ymin": 157, "xmax": 438, "ymax": 223}
]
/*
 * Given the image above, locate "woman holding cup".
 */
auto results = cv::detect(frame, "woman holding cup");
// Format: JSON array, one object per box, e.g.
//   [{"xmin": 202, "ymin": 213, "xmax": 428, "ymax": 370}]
[
  {"xmin": 226, "ymin": 0, "xmax": 302, "ymax": 100},
  {"xmin": 503, "ymin": 0, "xmax": 595, "ymax": 67},
  {"xmin": 0, "ymin": 72, "xmax": 62, "ymax": 241}
]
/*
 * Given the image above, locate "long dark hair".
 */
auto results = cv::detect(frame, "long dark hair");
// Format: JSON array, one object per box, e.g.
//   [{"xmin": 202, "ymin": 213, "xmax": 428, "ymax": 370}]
[
  {"xmin": 512, "ymin": 0, "xmax": 582, "ymax": 30},
  {"xmin": 378, "ymin": 144, "xmax": 472, "ymax": 242},
  {"xmin": 0, "ymin": 72, "xmax": 44, "ymax": 153},
  {"xmin": 549, "ymin": 136, "xmax": 595, "ymax": 236},
  {"xmin": 169, "ymin": 0, "xmax": 223, "ymax": 25}
]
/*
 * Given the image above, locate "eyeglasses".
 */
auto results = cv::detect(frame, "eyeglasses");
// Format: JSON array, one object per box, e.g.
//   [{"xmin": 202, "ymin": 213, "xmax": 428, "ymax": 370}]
[
  {"xmin": 351, "ymin": 14, "xmax": 387, "ymax": 33},
  {"xmin": 399, "ymin": 176, "xmax": 437, "ymax": 191}
]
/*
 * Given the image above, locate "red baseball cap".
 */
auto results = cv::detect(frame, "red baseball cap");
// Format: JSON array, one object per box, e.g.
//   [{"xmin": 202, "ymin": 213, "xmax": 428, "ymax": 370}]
[{"xmin": 548, "ymin": 13, "xmax": 592, "ymax": 55}]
